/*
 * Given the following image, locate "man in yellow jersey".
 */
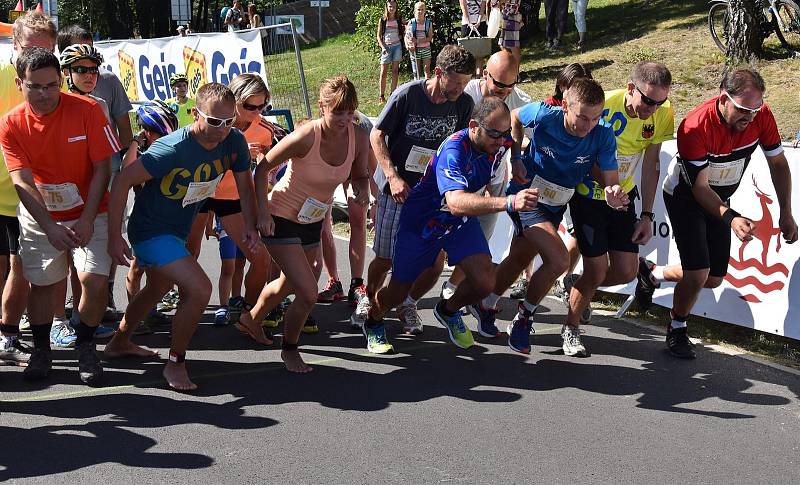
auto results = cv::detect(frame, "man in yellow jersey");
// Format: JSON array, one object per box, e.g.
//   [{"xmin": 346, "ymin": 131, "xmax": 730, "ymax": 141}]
[
  {"xmin": 562, "ymin": 61, "xmax": 674, "ymax": 357},
  {"xmin": 0, "ymin": 11, "xmax": 57, "ymax": 364},
  {"xmin": 167, "ymin": 73, "xmax": 196, "ymax": 128}
]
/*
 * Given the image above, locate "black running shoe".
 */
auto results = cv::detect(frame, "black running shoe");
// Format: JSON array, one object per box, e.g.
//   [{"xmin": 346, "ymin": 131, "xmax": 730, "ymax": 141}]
[
  {"xmin": 635, "ymin": 257, "xmax": 658, "ymax": 310},
  {"xmin": 23, "ymin": 348, "xmax": 52, "ymax": 381},
  {"xmin": 77, "ymin": 342, "xmax": 103, "ymax": 385},
  {"xmin": 666, "ymin": 326, "xmax": 696, "ymax": 359}
]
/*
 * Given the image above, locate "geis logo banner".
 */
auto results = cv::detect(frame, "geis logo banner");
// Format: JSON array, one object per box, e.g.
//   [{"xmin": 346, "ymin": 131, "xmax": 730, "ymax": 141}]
[{"xmin": 94, "ymin": 30, "xmax": 267, "ymax": 102}]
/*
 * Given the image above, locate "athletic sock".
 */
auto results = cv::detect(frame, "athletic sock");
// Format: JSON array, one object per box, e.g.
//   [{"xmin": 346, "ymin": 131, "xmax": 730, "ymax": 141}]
[
  {"xmin": 350, "ymin": 277, "xmax": 364, "ymax": 288},
  {"xmin": 521, "ymin": 300, "xmax": 537, "ymax": 314},
  {"xmin": 402, "ymin": 295, "xmax": 418, "ymax": 307},
  {"xmin": 31, "ymin": 323, "xmax": 52, "ymax": 351},
  {"xmin": 651, "ymin": 266, "xmax": 665, "ymax": 284},
  {"xmin": 74, "ymin": 321, "xmax": 97, "ymax": 345},
  {"xmin": 670, "ymin": 312, "xmax": 688, "ymax": 330},
  {"xmin": 443, "ymin": 280, "xmax": 457, "ymax": 293},
  {"xmin": 0, "ymin": 324, "xmax": 19, "ymax": 336},
  {"xmin": 483, "ymin": 293, "xmax": 501, "ymax": 310}
]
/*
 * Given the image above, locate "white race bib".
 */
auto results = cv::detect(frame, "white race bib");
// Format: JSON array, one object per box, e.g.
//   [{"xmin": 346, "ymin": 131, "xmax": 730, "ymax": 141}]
[
  {"xmin": 617, "ymin": 152, "xmax": 644, "ymax": 182},
  {"xmin": 529, "ymin": 175, "xmax": 574, "ymax": 207},
  {"xmin": 36, "ymin": 183, "xmax": 84, "ymax": 212},
  {"xmin": 182, "ymin": 173, "xmax": 224, "ymax": 207},
  {"xmin": 405, "ymin": 145, "xmax": 436, "ymax": 174},
  {"xmin": 297, "ymin": 197, "xmax": 330, "ymax": 223},
  {"xmin": 707, "ymin": 158, "xmax": 745, "ymax": 186}
]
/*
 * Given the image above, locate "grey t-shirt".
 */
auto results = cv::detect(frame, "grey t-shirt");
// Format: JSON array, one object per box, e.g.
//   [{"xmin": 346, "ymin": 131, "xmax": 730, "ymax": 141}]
[
  {"xmin": 92, "ymin": 69, "xmax": 133, "ymax": 171},
  {"xmin": 375, "ymin": 79, "xmax": 473, "ymax": 193}
]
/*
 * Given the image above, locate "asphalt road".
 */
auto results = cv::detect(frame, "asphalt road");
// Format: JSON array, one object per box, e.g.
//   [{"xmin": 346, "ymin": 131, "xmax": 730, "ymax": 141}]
[{"xmin": 0, "ymin": 235, "xmax": 798, "ymax": 483}]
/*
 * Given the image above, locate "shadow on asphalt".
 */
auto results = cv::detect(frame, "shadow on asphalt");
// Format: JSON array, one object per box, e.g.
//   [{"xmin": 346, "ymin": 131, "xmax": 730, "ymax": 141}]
[{"xmin": 0, "ymin": 294, "xmax": 798, "ymax": 479}]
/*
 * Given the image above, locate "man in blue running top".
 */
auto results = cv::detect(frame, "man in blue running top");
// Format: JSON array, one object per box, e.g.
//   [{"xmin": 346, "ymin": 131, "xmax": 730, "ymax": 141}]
[
  {"xmin": 472, "ymin": 78, "xmax": 629, "ymax": 356},
  {"xmin": 362, "ymin": 97, "xmax": 539, "ymax": 353}
]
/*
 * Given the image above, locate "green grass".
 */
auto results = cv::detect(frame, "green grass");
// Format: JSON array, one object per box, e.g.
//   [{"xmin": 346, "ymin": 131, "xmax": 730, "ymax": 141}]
[{"xmin": 295, "ymin": 0, "xmax": 800, "ymax": 139}]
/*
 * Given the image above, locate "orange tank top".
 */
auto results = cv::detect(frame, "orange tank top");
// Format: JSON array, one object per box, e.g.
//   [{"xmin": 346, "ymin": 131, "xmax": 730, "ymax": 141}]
[
  {"xmin": 269, "ymin": 119, "xmax": 355, "ymax": 224},
  {"xmin": 213, "ymin": 117, "xmax": 275, "ymax": 200}
]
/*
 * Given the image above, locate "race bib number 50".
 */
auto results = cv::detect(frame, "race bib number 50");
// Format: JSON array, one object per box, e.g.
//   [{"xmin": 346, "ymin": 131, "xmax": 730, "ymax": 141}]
[{"xmin": 530, "ymin": 175, "xmax": 574, "ymax": 207}]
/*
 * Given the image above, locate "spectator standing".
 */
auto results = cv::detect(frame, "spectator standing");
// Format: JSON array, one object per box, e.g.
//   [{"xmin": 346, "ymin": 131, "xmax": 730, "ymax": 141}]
[
  {"xmin": 572, "ymin": 0, "xmax": 588, "ymax": 49},
  {"xmin": 225, "ymin": 1, "xmax": 244, "ymax": 32},
  {"xmin": 377, "ymin": 0, "xmax": 404, "ymax": 103},
  {"xmin": 248, "ymin": 4, "xmax": 262, "ymax": 28},
  {"xmin": 544, "ymin": 0, "xmax": 568, "ymax": 49}
]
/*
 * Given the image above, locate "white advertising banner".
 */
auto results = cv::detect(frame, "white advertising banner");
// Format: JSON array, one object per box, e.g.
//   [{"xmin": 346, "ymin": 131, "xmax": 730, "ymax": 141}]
[
  {"xmin": 488, "ymin": 141, "xmax": 800, "ymax": 340},
  {"xmin": 94, "ymin": 30, "xmax": 267, "ymax": 103}
]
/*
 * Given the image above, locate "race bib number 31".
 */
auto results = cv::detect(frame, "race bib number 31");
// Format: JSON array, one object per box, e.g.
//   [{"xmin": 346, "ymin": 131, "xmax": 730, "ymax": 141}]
[
  {"xmin": 530, "ymin": 175, "xmax": 574, "ymax": 207},
  {"xmin": 405, "ymin": 145, "xmax": 436, "ymax": 174},
  {"xmin": 183, "ymin": 174, "xmax": 224, "ymax": 207},
  {"xmin": 707, "ymin": 158, "xmax": 745, "ymax": 186},
  {"xmin": 37, "ymin": 183, "xmax": 84, "ymax": 212}
]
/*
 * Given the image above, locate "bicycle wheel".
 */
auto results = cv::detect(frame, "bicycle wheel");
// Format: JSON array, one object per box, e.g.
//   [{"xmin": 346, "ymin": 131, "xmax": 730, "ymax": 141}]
[
  {"xmin": 773, "ymin": 0, "xmax": 800, "ymax": 51},
  {"xmin": 708, "ymin": 2, "xmax": 731, "ymax": 53}
]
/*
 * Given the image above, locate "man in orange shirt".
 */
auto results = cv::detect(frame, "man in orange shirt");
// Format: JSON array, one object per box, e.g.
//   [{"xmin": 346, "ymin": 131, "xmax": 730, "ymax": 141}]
[{"xmin": 0, "ymin": 47, "xmax": 121, "ymax": 385}]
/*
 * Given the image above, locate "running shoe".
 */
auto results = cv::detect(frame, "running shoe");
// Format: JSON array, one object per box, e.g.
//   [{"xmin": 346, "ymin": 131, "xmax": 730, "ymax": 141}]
[
  {"xmin": 262, "ymin": 305, "xmax": 283, "ymax": 328},
  {"xmin": 348, "ymin": 282, "xmax": 367, "ymax": 307},
  {"xmin": 0, "ymin": 336, "xmax": 31, "ymax": 364},
  {"xmin": 562, "ymin": 273, "xmax": 592, "ymax": 324},
  {"xmin": 145, "ymin": 309, "xmax": 172, "ymax": 326},
  {"xmin": 214, "ymin": 307, "xmax": 230, "ymax": 326},
  {"xmin": 433, "ymin": 300, "xmax": 474, "ymax": 349},
  {"xmin": 507, "ymin": 303, "xmax": 534, "ymax": 354},
  {"xmin": 65, "ymin": 295, "xmax": 74, "ymax": 319},
  {"xmin": 23, "ymin": 348, "xmax": 52, "ymax": 381},
  {"xmin": 552, "ymin": 278, "xmax": 566, "ymax": 301},
  {"xmin": 93, "ymin": 325, "xmax": 116, "ymax": 340},
  {"xmin": 50, "ymin": 319, "xmax": 77, "ymax": 348},
  {"xmin": 19, "ymin": 313, "xmax": 30, "ymax": 331},
  {"xmin": 666, "ymin": 326, "xmax": 696, "ymax": 359},
  {"xmin": 509, "ymin": 278, "xmax": 528, "ymax": 300},
  {"xmin": 350, "ymin": 294, "xmax": 370, "ymax": 329},
  {"xmin": 362, "ymin": 320, "xmax": 394, "ymax": 354},
  {"xmin": 301, "ymin": 315, "xmax": 319, "ymax": 334},
  {"xmin": 157, "ymin": 289, "xmax": 179, "ymax": 312},
  {"xmin": 318, "ymin": 278, "xmax": 345, "ymax": 303},
  {"xmin": 397, "ymin": 303, "xmax": 423, "ymax": 335},
  {"xmin": 440, "ymin": 281, "xmax": 456, "ymax": 300},
  {"xmin": 468, "ymin": 302, "xmax": 500, "ymax": 338},
  {"xmin": 77, "ymin": 341, "xmax": 103, "ymax": 385},
  {"xmin": 561, "ymin": 324, "xmax": 590, "ymax": 357},
  {"xmin": 635, "ymin": 257, "xmax": 659, "ymax": 311}
]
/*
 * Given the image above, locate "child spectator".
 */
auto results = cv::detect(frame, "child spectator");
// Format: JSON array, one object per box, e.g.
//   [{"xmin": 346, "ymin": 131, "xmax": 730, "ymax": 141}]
[
  {"xmin": 377, "ymin": 0, "xmax": 404, "ymax": 103},
  {"xmin": 407, "ymin": 2, "xmax": 433, "ymax": 80}
]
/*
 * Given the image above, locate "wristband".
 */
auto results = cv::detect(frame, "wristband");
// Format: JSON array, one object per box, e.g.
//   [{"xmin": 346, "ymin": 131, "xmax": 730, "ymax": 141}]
[
  {"xmin": 640, "ymin": 211, "xmax": 655, "ymax": 222},
  {"xmin": 511, "ymin": 155, "xmax": 523, "ymax": 162},
  {"xmin": 168, "ymin": 351, "xmax": 186, "ymax": 363},
  {"xmin": 722, "ymin": 208, "xmax": 741, "ymax": 227},
  {"xmin": 506, "ymin": 194, "xmax": 516, "ymax": 212}
]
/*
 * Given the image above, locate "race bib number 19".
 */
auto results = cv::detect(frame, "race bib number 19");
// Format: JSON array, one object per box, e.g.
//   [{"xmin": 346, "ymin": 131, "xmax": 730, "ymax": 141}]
[
  {"xmin": 405, "ymin": 145, "xmax": 436, "ymax": 174},
  {"xmin": 707, "ymin": 158, "xmax": 745, "ymax": 186},
  {"xmin": 183, "ymin": 173, "xmax": 224, "ymax": 207},
  {"xmin": 36, "ymin": 183, "xmax": 84, "ymax": 212}
]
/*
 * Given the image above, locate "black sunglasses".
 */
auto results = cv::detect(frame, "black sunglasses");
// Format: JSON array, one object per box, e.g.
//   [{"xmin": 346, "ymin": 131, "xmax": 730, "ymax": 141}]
[
  {"xmin": 488, "ymin": 72, "xmax": 518, "ymax": 89},
  {"xmin": 242, "ymin": 101, "xmax": 271, "ymax": 112},
  {"xmin": 478, "ymin": 122, "xmax": 511, "ymax": 139},
  {"xmin": 70, "ymin": 65, "xmax": 99, "ymax": 75},
  {"xmin": 635, "ymin": 85, "xmax": 667, "ymax": 107}
]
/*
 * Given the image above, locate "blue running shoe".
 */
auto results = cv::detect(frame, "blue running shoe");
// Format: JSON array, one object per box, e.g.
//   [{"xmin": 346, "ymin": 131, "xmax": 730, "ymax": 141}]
[
  {"xmin": 214, "ymin": 307, "xmax": 229, "ymax": 326},
  {"xmin": 468, "ymin": 303, "xmax": 500, "ymax": 338},
  {"xmin": 93, "ymin": 324, "xmax": 115, "ymax": 339},
  {"xmin": 507, "ymin": 302, "xmax": 534, "ymax": 354},
  {"xmin": 50, "ymin": 319, "xmax": 77, "ymax": 348},
  {"xmin": 433, "ymin": 301, "xmax": 474, "ymax": 349}
]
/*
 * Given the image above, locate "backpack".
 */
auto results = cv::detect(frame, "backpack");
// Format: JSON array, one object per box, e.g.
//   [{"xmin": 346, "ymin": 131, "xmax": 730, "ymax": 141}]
[{"xmin": 220, "ymin": 6, "xmax": 230, "ymax": 30}]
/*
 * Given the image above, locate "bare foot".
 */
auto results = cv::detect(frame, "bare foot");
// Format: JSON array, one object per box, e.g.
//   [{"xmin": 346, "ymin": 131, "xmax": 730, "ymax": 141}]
[
  {"xmin": 163, "ymin": 361, "xmax": 198, "ymax": 391},
  {"xmin": 235, "ymin": 311, "xmax": 273, "ymax": 345},
  {"xmin": 104, "ymin": 340, "xmax": 158, "ymax": 359},
  {"xmin": 281, "ymin": 349, "xmax": 313, "ymax": 373}
]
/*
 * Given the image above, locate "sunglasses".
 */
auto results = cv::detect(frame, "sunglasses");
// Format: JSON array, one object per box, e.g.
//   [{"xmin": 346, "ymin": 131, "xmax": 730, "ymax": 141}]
[
  {"xmin": 478, "ymin": 122, "xmax": 512, "ymax": 139},
  {"xmin": 723, "ymin": 91, "xmax": 763, "ymax": 115},
  {"xmin": 488, "ymin": 72, "xmax": 518, "ymax": 89},
  {"xmin": 70, "ymin": 65, "xmax": 99, "ymax": 75},
  {"xmin": 242, "ymin": 101, "xmax": 271, "ymax": 112},
  {"xmin": 196, "ymin": 107, "xmax": 236, "ymax": 127},
  {"xmin": 635, "ymin": 85, "xmax": 668, "ymax": 107}
]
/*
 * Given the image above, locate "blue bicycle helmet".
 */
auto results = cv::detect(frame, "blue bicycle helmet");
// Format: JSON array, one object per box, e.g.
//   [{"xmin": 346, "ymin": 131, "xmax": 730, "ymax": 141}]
[{"xmin": 136, "ymin": 100, "xmax": 179, "ymax": 136}]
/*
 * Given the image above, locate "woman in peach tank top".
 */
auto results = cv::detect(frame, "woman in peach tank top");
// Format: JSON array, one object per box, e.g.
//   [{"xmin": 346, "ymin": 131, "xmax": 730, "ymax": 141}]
[{"xmin": 238, "ymin": 76, "xmax": 371, "ymax": 373}]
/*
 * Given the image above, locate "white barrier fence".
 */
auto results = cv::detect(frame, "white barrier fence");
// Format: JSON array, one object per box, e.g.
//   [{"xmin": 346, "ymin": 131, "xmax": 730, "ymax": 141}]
[{"xmin": 489, "ymin": 140, "xmax": 800, "ymax": 340}]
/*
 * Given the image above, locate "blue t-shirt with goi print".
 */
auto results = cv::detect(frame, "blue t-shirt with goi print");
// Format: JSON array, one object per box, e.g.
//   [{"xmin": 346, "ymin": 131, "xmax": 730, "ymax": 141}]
[
  {"xmin": 399, "ymin": 128, "xmax": 511, "ymax": 240},
  {"xmin": 509, "ymin": 102, "xmax": 617, "ymax": 211},
  {"xmin": 127, "ymin": 127, "xmax": 250, "ymax": 243}
]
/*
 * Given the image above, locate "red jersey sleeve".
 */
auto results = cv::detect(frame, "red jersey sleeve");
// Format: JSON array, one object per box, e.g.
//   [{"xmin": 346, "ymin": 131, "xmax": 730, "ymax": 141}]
[
  {"xmin": 756, "ymin": 104, "xmax": 783, "ymax": 155},
  {"xmin": 676, "ymin": 115, "xmax": 710, "ymax": 165},
  {"xmin": 86, "ymin": 101, "xmax": 122, "ymax": 164},
  {"xmin": 0, "ymin": 114, "xmax": 29, "ymax": 173}
]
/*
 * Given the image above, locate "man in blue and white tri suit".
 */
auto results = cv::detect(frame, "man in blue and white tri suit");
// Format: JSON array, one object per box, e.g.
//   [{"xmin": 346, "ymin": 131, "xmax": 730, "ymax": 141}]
[{"xmin": 471, "ymin": 78, "xmax": 628, "ymax": 356}]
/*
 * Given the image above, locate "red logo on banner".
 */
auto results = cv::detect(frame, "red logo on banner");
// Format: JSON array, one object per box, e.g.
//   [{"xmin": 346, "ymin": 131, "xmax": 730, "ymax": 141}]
[{"xmin": 725, "ymin": 176, "xmax": 789, "ymax": 302}]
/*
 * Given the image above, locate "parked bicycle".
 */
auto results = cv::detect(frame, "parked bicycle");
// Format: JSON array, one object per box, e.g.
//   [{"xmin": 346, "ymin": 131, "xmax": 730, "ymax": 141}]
[{"xmin": 708, "ymin": 0, "xmax": 800, "ymax": 54}]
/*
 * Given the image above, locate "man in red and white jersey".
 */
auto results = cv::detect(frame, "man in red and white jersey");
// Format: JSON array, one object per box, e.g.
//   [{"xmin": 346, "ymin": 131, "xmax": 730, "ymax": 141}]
[{"xmin": 636, "ymin": 68, "xmax": 797, "ymax": 359}]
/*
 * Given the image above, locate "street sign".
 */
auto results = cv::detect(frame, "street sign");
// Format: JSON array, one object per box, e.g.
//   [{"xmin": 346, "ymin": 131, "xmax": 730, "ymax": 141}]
[{"xmin": 310, "ymin": 1, "xmax": 329, "ymax": 6}]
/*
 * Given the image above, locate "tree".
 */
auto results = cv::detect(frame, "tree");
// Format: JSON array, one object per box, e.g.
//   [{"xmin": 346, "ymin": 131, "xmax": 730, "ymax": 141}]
[{"xmin": 725, "ymin": 0, "xmax": 763, "ymax": 62}]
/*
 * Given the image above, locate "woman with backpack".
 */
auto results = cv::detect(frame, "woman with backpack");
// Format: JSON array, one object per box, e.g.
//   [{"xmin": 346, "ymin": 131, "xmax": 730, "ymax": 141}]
[
  {"xmin": 405, "ymin": 1, "xmax": 433, "ymax": 79},
  {"xmin": 377, "ymin": 0, "xmax": 404, "ymax": 103}
]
